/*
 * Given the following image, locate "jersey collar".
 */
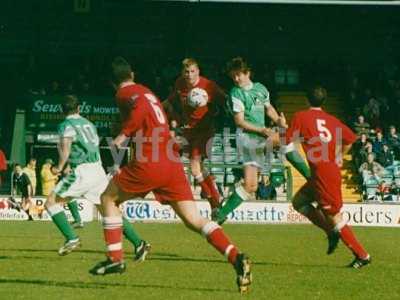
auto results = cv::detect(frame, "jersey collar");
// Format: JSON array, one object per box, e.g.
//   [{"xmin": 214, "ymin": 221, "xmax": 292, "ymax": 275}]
[
  {"xmin": 310, "ymin": 107, "xmax": 322, "ymax": 111},
  {"xmin": 242, "ymin": 81, "xmax": 253, "ymax": 91}
]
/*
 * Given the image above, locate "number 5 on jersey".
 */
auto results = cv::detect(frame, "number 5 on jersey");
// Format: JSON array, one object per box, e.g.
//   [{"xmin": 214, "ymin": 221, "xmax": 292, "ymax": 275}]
[{"xmin": 316, "ymin": 119, "xmax": 332, "ymax": 143}]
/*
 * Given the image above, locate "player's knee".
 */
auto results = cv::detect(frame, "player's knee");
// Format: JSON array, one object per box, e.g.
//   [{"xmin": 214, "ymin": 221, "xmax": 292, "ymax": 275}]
[
  {"xmin": 182, "ymin": 215, "xmax": 206, "ymax": 233},
  {"xmin": 100, "ymin": 192, "xmax": 111, "ymax": 206},
  {"xmin": 44, "ymin": 193, "xmax": 56, "ymax": 209},
  {"xmin": 292, "ymin": 196, "xmax": 311, "ymax": 215}
]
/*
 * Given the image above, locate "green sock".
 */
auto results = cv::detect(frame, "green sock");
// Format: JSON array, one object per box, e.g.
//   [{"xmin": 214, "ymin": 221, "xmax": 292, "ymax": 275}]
[
  {"xmin": 47, "ymin": 205, "xmax": 78, "ymax": 241},
  {"xmin": 122, "ymin": 217, "xmax": 142, "ymax": 248},
  {"xmin": 67, "ymin": 199, "xmax": 82, "ymax": 223},
  {"xmin": 218, "ymin": 188, "xmax": 246, "ymax": 221}
]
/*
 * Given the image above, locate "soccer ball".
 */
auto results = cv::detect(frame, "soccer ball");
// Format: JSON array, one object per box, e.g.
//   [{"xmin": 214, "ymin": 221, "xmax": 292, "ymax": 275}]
[{"xmin": 187, "ymin": 87, "xmax": 208, "ymax": 108}]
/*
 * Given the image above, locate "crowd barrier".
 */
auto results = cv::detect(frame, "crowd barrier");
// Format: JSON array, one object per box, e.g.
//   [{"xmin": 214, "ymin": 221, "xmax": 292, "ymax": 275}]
[{"xmin": 1, "ymin": 195, "xmax": 399, "ymax": 227}]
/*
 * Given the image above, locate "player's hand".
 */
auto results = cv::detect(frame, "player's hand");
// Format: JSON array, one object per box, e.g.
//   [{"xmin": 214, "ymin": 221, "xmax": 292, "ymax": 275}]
[
  {"xmin": 51, "ymin": 166, "xmax": 61, "ymax": 176},
  {"xmin": 336, "ymin": 156, "xmax": 343, "ymax": 168},
  {"xmin": 276, "ymin": 112, "xmax": 288, "ymax": 129},
  {"xmin": 107, "ymin": 164, "xmax": 121, "ymax": 177},
  {"xmin": 259, "ymin": 127, "xmax": 272, "ymax": 138},
  {"xmin": 112, "ymin": 134, "xmax": 128, "ymax": 150}
]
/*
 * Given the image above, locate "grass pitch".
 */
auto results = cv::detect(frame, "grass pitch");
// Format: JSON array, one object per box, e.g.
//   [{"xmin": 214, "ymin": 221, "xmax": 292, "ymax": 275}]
[{"xmin": 0, "ymin": 221, "xmax": 399, "ymax": 300}]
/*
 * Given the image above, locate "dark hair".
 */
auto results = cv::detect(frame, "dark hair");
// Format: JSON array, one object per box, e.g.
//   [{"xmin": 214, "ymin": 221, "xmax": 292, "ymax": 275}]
[
  {"xmin": 112, "ymin": 56, "xmax": 132, "ymax": 84},
  {"xmin": 307, "ymin": 85, "xmax": 327, "ymax": 107},
  {"xmin": 62, "ymin": 95, "xmax": 80, "ymax": 114},
  {"xmin": 226, "ymin": 57, "xmax": 251, "ymax": 75}
]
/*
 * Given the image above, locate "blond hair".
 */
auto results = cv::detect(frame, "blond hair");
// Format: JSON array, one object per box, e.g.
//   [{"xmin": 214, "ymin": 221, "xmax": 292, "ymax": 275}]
[{"xmin": 182, "ymin": 58, "xmax": 199, "ymax": 69}]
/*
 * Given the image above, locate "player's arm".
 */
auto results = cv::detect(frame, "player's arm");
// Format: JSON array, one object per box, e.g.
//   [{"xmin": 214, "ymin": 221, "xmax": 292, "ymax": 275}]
[
  {"xmin": 27, "ymin": 182, "xmax": 32, "ymax": 198},
  {"xmin": 55, "ymin": 137, "xmax": 72, "ymax": 174},
  {"xmin": 112, "ymin": 133, "xmax": 129, "ymax": 149},
  {"xmin": 283, "ymin": 114, "xmax": 311, "ymax": 179},
  {"xmin": 234, "ymin": 111, "xmax": 271, "ymax": 137},
  {"xmin": 336, "ymin": 121, "xmax": 358, "ymax": 167},
  {"xmin": 116, "ymin": 96, "xmax": 146, "ymax": 148},
  {"xmin": 265, "ymin": 104, "xmax": 287, "ymax": 128}
]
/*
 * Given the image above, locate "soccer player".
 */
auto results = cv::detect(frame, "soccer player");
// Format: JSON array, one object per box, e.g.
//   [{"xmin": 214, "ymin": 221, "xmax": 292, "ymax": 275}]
[
  {"xmin": 89, "ymin": 57, "xmax": 252, "ymax": 294},
  {"xmin": 163, "ymin": 58, "xmax": 225, "ymax": 210},
  {"xmin": 283, "ymin": 85, "xmax": 371, "ymax": 268},
  {"xmin": 213, "ymin": 57, "xmax": 287, "ymax": 224},
  {"xmin": 44, "ymin": 95, "xmax": 150, "ymax": 260}
]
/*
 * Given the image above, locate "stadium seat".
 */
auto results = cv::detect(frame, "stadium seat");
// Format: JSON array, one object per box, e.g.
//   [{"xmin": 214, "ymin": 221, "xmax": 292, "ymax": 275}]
[
  {"xmin": 363, "ymin": 177, "xmax": 379, "ymax": 201},
  {"xmin": 270, "ymin": 167, "xmax": 285, "ymax": 188}
]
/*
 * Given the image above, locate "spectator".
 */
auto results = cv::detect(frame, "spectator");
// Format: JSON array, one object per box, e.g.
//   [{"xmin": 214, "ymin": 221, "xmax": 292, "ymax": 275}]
[
  {"xmin": 48, "ymin": 80, "xmax": 61, "ymax": 95},
  {"xmin": 359, "ymin": 140, "xmax": 374, "ymax": 165},
  {"xmin": 0, "ymin": 148, "xmax": 7, "ymax": 188},
  {"xmin": 12, "ymin": 164, "xmax": 33, "ymax": 220},
  {"xmin": 353, "ymin": 115, "xmax": 370, "ymax": 136},
  {"xmin": 372, "ymin": 130, "xmax": 386, "ymax": 155},
  {"xmin": 23, "ymin": 158, "xmax": 37, "ymax": 196},
  {"xmin": 359, "ymin": 153, "xmax": 384, "ymax": 183},
  {"xmin": 363, "ymin": 96, "xmax": 380, "ymax": 128},
  {"xmin": 256, "ymin": 175, "xmax": 277, "ymax": 200},
  {"xmin": 40, "ymin": 159, "xmax": 58, "ymax": 196},
  {"xmin": 352, "ymin": 133, "xmax": 369, "ymax": 169},
  {"xmin": 387, "ymin": 125, "xmax": 400, "ymax": 158},
  {"xmin": 377, "ymin": 144, "xmax": 394, "ymax": 167}
]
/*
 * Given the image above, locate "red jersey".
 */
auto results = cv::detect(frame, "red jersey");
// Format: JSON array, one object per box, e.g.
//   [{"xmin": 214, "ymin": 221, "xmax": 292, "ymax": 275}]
[
  {"xmin": 285, "ymin": 107, "xmax": 357, "ymax": 176},
  {"xmin": 167, "ymin": 76, "xmax": 225, "ymax": 132},
  {"xmin": 116, "ymin": 83, "xmax": 173, "ymax": 162},
  {"xmin": 286, "ymin": 108, "xmax": 357, "ymax": 214},
  {"xmin": 114, "ymin": 82, "xmax": 193, "ymax": 201}
]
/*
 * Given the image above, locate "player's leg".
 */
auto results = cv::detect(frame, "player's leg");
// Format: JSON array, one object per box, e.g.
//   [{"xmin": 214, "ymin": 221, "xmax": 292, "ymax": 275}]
[
  {"xmin": 190, "ymin": 136, "xmax": 221, "ymax": 209},
  {"xmin": 292, "ymin": 185, "xmax": 340, "ymax": 254},
  {"xmin": 90, "ymin": 180, "xmax": 149, "ymax": 275},
  {"xmin": 323, "ymin": 210, "xmax": 370, "ymax": 268},
  {"xmin": 213, "ymin": 164, "xmax": 257, "ymax": 224},
  {"xmin": 22, "ymin": 197, "xmax": 33, "ymax": 220},
  {"xmin": 292, "ymin": 184, "xmax": 333, "ymax": 234},
  {"xmin": 44, "ymin": 192, "xmax": 80, "ymax": 255},
  {"xmin": 85, "ymin": 168, "xmax": 147, "ymax": 258},
  {"xmin": 67, "ymin": 199, "xmax": 83, "ymax": 228},
  {"xmin": 169, "ymin": 200, "xmax": 252, "ymax": 293}
]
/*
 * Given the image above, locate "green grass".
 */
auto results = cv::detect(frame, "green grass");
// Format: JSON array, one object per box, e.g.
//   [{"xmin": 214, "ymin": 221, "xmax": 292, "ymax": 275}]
[{"xmin": 0, "ymin": 221, "xmax": 399, "ymax": 300}]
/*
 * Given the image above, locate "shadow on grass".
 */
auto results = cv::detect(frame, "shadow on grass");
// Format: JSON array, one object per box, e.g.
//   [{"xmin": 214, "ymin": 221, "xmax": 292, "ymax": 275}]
[
  {"xmin": 1, "ymin": 248, "xmax": 182, "ymax": 258},
  {"xmin": 0, "ymin": 256, "xmax": 9, "ymax": 260},
  {"xmin": 0, "ymin": 278, "xmax": 232, "ymax": 293},
  {"xmin": 0, "ymin": 248, "xmax": 345, "ymax": 268}
]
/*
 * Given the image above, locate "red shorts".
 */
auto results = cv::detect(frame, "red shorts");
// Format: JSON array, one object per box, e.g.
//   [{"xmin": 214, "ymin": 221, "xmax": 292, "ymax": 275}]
[
  {"xmin": 183, "ymin": 129, "xmax": 214, "ymax": 158},
  {"xmin": 297, "ymin": 179, "xmax": 343, "ymax": 215},
  {"xmin": 113, "ymin": 159, "xmax": 193, "ymax": 203}
]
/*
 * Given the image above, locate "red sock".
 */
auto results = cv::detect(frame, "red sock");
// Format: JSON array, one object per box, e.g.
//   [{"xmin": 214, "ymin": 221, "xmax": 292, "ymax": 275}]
[
  {"xmin": 0, "ymin": 201, "xmax": 7, "ymax": 209},
  {"xmin": 103, "ymin": 217, "xmax": 123, "ymax": 262},
  {"xmin": 195, "ymin": 174, "xmax": 212, "ymax": 198},
  {"xmin": 339, "ymin": 225, "xmax": 369, "ymax": 259},
  {"xmin": 204, "ymin": 175, "xmax": 221, "ymax": 209},
  {"xmin": 202, "ymin": 222, "xmax": 239, "ymax": 265}
]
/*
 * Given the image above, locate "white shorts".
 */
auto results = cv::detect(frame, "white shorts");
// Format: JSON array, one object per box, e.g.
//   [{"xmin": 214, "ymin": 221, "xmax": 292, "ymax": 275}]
[
  {"xmin": 236, "ymin": 131, "xmax": 266, "ymax": 169},
  {"xmin": 53, "ymin": 162, "xmax": 109, "ymax": 205}
]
